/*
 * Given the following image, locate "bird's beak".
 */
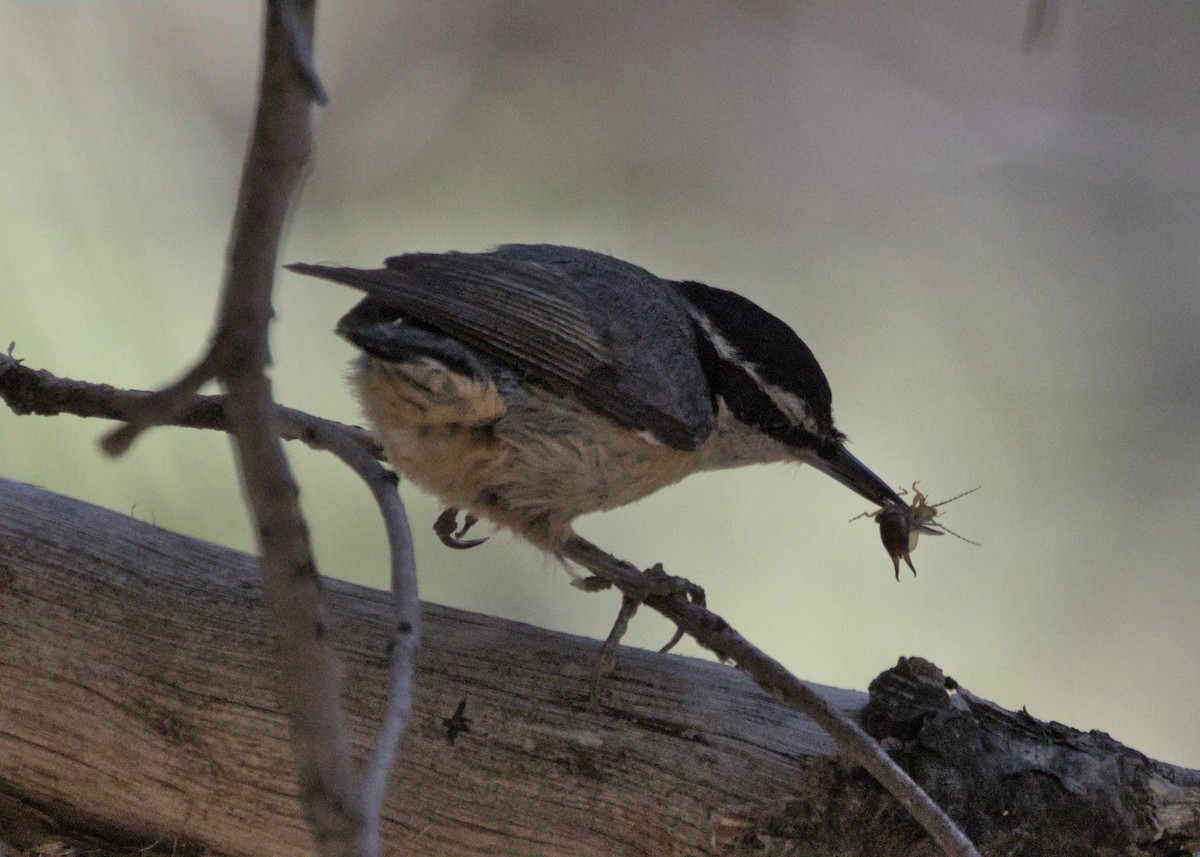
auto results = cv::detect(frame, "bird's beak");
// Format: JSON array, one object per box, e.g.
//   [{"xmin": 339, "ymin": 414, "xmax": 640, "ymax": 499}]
[{"xmin": 809, "ymin": 444, "xmax": 907, "ymax": 510}]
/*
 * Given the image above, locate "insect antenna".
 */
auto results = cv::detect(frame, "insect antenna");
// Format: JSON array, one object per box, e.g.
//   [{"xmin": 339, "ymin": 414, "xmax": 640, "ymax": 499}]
[
  {"xmin": 929, "ymin": 520, "xmax": 981, "ymax": 546},
  {"xmin": 929, "ymin": 485, "xmax": 982, "ymax": 507}
]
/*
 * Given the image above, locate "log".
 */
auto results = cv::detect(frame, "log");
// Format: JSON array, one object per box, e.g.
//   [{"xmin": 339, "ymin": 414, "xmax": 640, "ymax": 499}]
[{"xmin": 1, "ymin": 478, "xmax": 1198, "ymax": 856}]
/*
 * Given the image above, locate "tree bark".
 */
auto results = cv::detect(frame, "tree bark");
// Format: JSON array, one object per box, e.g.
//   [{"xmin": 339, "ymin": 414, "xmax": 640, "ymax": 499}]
[{"xmin": 1, "ymin": 478, "xmax": 1198, "ymax": 857}]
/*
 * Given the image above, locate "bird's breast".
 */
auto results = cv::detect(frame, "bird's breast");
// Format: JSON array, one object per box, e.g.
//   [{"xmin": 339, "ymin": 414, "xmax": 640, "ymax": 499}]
[{"xmin": 351, "ymin": 356, "xmax": 705, "ymax": 548}]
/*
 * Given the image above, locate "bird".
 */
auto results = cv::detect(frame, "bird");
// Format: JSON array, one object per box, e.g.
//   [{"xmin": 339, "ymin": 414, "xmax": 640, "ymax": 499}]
[{"xmin": 287, "ymin": 244, "xmax": 909, "ymax": 560}]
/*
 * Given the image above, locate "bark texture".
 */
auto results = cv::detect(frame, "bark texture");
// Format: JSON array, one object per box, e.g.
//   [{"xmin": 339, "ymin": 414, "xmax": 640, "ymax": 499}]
[{"xmin": 1, "ymin": 478, "xmax": 1198, "ymax": 856}]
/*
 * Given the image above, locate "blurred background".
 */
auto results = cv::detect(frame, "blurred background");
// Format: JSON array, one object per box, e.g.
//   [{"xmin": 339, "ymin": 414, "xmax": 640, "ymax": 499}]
[{"xmin": 3, "ymin": 2, "xmax": 1198, "ymax": 768}]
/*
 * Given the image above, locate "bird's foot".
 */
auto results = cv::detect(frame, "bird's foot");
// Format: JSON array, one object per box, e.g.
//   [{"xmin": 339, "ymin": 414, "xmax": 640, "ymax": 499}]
[
  {"xmin": 637, "ymin": 562, "xmax": 706, "ymax": 606},
  {"xmin": 639, "ymin": 563, "xmax": 705, "ymax": 654},
  {"xmin": 434, "ymin": 507, "xmax": 488, "ymax": 549},
  {"xmin": 587, "ymin": 563, "xmax": 706, "ymax": 703},
  {"xmin": 575, "ymin": 562, "xmax": 705, "ymax": 605}
]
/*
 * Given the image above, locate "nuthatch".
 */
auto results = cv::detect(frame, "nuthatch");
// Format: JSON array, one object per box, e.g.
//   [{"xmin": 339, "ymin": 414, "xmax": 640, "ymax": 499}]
[{"xmin": 288, "ymin": 244, "xmax": 909, "ymax": 560}]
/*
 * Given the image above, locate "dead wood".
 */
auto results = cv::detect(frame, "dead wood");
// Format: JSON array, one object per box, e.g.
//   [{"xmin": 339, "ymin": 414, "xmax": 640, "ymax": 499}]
[{"xmin": 1, "ymin": 478, "xmax": 1198, "ymax": 857}]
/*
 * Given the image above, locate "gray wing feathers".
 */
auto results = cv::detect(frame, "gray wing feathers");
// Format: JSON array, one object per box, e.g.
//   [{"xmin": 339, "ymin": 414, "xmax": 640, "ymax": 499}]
[
  {"xmin": 385, "ymin": 254, "xmax": 605, "ymax": 381},
  {"xmin": 287, "ymin": 246, "xmax": 714, "ymax": 449}
]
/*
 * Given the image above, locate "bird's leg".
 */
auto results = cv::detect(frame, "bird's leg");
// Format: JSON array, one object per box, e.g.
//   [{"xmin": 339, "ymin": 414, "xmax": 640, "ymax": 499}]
[
  {"xmin": 590, "ymin": 593, "xmax": 640, "ymax": 705},
  {"xmin": 433, "ymin": 507, "xmax": 488, "ymax": 549},
  {"xmin": 568, "ymin": 545, "xmax": 708, "ymax": 698}
]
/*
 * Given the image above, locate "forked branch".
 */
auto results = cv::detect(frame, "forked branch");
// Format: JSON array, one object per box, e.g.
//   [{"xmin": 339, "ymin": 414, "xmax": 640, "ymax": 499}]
[{"xmin": 81, "ymin": 2, "xmax": 406, "ymax": 855}]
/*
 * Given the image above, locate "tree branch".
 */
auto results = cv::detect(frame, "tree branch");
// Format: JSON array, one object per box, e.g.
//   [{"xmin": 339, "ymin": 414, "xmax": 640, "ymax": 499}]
[
  {"xmin": 84, "ymin": 3, "xmax": 377, "ymax": 854},
  {"xmin": 0, "ymin": 354, "xmax": 379, "ymax": 457},
  {"xmin": 275, "ymin": 412, "xmax": 419, "ymax": 854}
]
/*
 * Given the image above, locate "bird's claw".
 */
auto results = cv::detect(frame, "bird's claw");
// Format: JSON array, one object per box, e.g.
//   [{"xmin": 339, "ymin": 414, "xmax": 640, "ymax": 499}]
[
  {"xmin": 573, "ymin": 574, "xmax": 612, "ymax": 592},
  {"xmin": 588, "ymin": 562, "xmax": 704, "ymax": 701},
  {"xmin": 574, "ymin": 562, "xmax": 705, "ymax": 603},
  {"xmin": 638, "ymin": 563, "xmax": 704, "ymax": 654},
  {"xmin": 637, "ymin": 563, "xmax": 706, "ymax": 605},
  {"xmin": 434, "ymin": 507, "xmax": 488, "ymax": 549}
]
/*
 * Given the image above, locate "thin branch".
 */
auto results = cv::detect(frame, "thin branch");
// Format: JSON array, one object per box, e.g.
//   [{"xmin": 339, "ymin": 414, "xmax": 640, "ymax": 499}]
[
  {"xmin": 0, "ymin": 356, "xmax": 380, "ymax": 457},
  {"xmin": 99, "ymin": 351, "xmax": 222, "ymax": 456},
  {"xmin": 275, "ymin": 0, "xmax": 329, "ymax": 105},
  {"xmin": 84, "ymin": 1, "xmax": 370, "ymax": 854},
  {"xmin": 199, "ymin": 0, "xmax": 360, "ymax": 839},
  {"xmin": 559, "ymin": 537, "xmax": 982, "ymax": 857},
  {"xmin": 277, "ymin": 411, "xmax": 419, "ymax": 853}
]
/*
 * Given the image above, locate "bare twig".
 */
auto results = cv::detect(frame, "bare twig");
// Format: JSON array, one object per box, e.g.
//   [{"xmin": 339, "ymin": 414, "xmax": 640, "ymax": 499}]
[
  {"xmin": 0, "ymin": 355, "xmax": 380, "ymax": 456},
  {"xmin": 88, "ymin": 2, "xmax": 373, "ymax": 855},
  {"xmin": 99, "ymin": 352, "xmax": 222, "ymax": 456},
  {"xmin": 190, "ymin": 0, "xmax": 363, "ymax": 834},
  {"xmin": 275, "ymin": 0, "xmax": 329, "ymax": 104},
  {"xmin": 277, "ymin": 412, "xmax": 419, "ymax": 854},
  {"xmin": 560, "ymin": 537, "xmax": 982, "ymax": 857}
]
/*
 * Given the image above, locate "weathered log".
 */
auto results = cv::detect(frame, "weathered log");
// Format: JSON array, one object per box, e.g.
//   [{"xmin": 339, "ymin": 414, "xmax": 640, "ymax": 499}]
[{"xmin": 1, "ymin": 478, "xmax": 1198, "ymax": 856}]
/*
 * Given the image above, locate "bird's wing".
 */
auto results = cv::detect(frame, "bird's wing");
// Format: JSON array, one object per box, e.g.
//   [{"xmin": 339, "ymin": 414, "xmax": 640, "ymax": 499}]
[{"xmin": 287, "ymin": 247, "xmax": 714, "ymax": 450}]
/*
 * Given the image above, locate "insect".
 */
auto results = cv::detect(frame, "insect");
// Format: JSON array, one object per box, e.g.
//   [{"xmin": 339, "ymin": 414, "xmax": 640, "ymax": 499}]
[{"xmin": 850, "ymin": 483, "xmax": 980, "ymax": 580}]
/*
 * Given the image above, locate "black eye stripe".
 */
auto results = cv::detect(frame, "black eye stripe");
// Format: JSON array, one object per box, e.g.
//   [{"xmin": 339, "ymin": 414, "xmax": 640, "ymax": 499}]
[
  {"xmin": 692, "ymin": 318, "xmax": 811, "ymax": 445},
  {"xmin": 675, "ymin": 280, "xmax": 835, "ymax": 435}
]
